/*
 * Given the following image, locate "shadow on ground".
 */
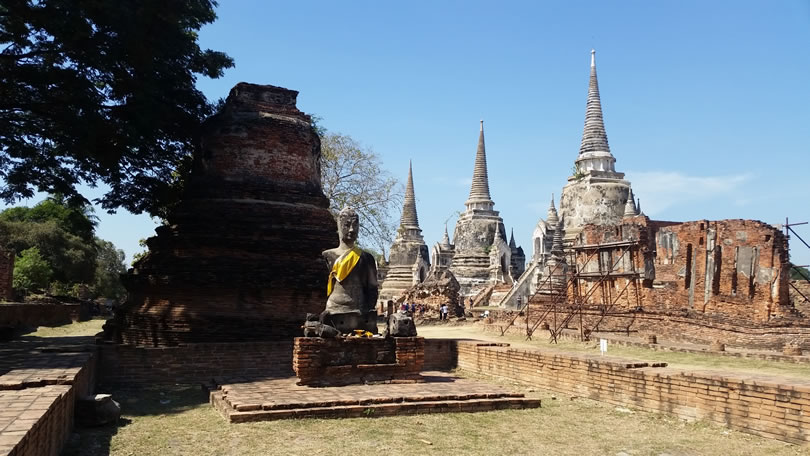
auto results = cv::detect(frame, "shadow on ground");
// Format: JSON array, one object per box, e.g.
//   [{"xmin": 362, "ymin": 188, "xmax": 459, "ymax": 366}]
[{"xmin": 61, "ymin": 384, "xmax": 210, "ymax": 456}]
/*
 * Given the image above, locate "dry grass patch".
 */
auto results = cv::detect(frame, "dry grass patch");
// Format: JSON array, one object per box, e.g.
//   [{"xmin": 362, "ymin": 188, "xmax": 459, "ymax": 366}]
[
  {"xmin": 23, "ymin": 317, "xmax": 106, "ymax": 338},
  {"xmin": 63, "ymin": 380, "xmax": 805, "ymax": 456},
  {"xmin": 419, "ymin": 325, "xmax": 810, "ymax": 380}
]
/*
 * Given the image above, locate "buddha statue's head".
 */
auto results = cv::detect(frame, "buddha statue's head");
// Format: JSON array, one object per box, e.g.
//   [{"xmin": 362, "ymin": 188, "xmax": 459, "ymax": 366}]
[{"xmin": 337, "ymin": 206, "xmax": 359, "ymax": 245}]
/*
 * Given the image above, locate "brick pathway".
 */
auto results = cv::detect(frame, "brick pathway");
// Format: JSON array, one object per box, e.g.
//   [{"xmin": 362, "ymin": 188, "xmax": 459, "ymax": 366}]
[{"xmin": 212, "ymin": 371, "xmax": 540, "ymax": 422}]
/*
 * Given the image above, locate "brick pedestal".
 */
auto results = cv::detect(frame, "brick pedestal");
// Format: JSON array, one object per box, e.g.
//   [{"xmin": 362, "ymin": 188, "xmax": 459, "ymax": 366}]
[{"xmin": 293, "ymin": 337, "xmax": 424, "ymax": 386}]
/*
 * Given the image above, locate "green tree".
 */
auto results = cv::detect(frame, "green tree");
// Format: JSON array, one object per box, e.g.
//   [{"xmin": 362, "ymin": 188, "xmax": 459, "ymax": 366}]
[
  {"xmin": 0, "ymin": 0, "xmax": 234, "ymax": 216},
  {"xmin": 92, "ymin": 239, "xmax": 127, "ymax": 299},
  {"xmin": 0, "ymin": 195, "xmax": 97, "ymax": 243},
  {"xmin": 13, "ymin": 247, "xmax": 52, "ymax": 291},
  {"xmin": 319, "ymin": 132, "xmax": 402, "ymax": 256},
  {"xmin": 0, "ymin": 198, "xmax": 98, "ymax": 284}
]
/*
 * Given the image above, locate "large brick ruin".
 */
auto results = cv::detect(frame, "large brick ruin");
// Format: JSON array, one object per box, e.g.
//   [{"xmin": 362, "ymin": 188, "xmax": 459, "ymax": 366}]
[
  {"xmin": 112, "ymin": 83, "xmax": 336, "ymax": 346},
  {"xmin": 396, "ymin": 270, "xmax": 462, "ymax": 318},
  {"xmin": 527, "ymin": 216, "xmax": 809, "ymax": 349}
]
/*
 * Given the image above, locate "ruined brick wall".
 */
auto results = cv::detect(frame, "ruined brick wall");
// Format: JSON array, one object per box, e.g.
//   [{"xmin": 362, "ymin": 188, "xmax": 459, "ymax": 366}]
[
  {"xmin": 97, "ymin": 341, "xmax": 294, "ymax": 384},
  {"xmin": 573, "ymin": 218, "xmax": 795, "ymax": 325},
  {"xmin": 0, "ymin": 303, "xmax": 74, "ymax": 330},
  {"xmin": 115, "ymin": 83, "xmax": 336, "ymax": 346},
  {"xmin": 651, "ymin": 219, "xmax": 792, "ymax": 322},
  {"xmin": 397, "ymin": 271, "xmax": 461, "ymax": 317},
  {"xmin": 454, "ymin": 341, "xmax": 810, "ymax": 444},
  {"xmin": 0, "ymin": 250, "xmax": 13, "ymax": 301}
]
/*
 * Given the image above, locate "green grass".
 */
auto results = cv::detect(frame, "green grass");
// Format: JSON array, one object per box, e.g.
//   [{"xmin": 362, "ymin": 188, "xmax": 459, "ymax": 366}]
[{"xmin": 63, "ymin": 380, "xmax": 805, "ymax": 456}]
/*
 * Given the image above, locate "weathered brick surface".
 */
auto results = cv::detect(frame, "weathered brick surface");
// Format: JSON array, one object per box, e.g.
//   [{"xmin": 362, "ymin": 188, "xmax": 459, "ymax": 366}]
[
  {"xmin": 0, "ymin": 250, "xmax": 13, "ymax": 302},
  {"xmin": 423, "ymin": 338, "xmax": 457, "ymax": 370},
  {"xmin": 211, "ymin": 371, "xmax": 539, "ymax": 422},
  {"xmin": 532, "ymin": 218, "xmax": 806, "ymax": 349},
  {"xmin": 113, "ymin": 83, "xmax": 336, "ymax": 346},
  {"xmin": 293, "ymin": 337, "xmax": 424, "ymax": 386},
  {"xmin": 96, "ymin": 338, "xmax": 454, "ymax": 386},
  {"xmin": 98, "ymin": 341, "xmax": 294, "ymax": 385},
  {"xmin": 0, "ymin": 339, "xmax": 96, "ymax": 456},
  {"xmin": 574, "ymin": 218, "xmax": 793, "ymax": 320},
  {"xmin": 0, "ymin": 301, "xmax": 91, "ymax": 336},
  {"xmin": 0, "ymin": 303, "xmax": 71, "ymax": 332},
  {"xmin": 396, "ymin": 272, "xmax": 461, "ymax": 317},
  {"xmin": 443, "ymin": 340, "xmax": 810, "ymax": 444}
]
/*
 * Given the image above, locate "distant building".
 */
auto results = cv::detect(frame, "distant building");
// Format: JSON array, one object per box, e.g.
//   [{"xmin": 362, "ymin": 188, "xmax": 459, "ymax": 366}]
[{"xmin": 378, "ymin": 162, "xmax": 430, "ymax": 305}]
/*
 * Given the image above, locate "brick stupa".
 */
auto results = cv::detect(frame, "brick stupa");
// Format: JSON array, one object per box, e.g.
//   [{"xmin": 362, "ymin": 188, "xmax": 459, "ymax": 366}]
[{"xmin": 115, "ymin": 83, "xmax": 336, "ymax": 346}]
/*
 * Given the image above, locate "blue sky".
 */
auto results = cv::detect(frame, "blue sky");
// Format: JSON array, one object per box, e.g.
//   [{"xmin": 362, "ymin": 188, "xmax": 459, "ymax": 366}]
[{"xmin": 9, "ymin": 1, "xmax": 810, "ymax": 266}]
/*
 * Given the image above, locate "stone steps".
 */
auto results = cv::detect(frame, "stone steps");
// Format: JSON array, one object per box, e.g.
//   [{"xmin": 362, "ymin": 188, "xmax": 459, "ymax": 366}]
[
  {"xmin": 212, "ymin": 390, "xmax": 540, "ymax": 423},
  {"xmin": 209, "ymin": 371, "xmax": 540, "ymax": 423}
]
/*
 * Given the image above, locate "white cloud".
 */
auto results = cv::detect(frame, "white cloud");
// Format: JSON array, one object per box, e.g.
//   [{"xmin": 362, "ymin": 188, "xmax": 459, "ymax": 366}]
[{"xmin": 627, "ymin": 171, "xmax": 753, "ymax": 216}]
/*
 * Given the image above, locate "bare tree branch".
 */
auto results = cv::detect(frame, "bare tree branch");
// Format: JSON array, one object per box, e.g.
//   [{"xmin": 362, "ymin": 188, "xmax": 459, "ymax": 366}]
[{"xmin": 319, "ymin": 132, "xmax": 403, "ymax": 256}]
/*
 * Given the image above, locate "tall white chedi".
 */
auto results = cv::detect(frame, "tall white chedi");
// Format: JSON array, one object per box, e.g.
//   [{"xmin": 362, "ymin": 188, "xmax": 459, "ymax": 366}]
[
  {"xmin": 450, "ymin": 121, "xmax": 520, "ymax": 296},
  {"xmin": 559, "ymin": 50, "xmax": 636, "ymax": 240}
]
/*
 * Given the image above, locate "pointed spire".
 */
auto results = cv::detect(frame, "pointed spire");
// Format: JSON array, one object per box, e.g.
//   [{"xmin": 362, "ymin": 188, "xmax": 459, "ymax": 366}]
[
  {"xmin": 399, "ymin": 160, "xmax": 420, "ymax": 231},
  {"xmin": 623, "ymin": 189, "xmax": 637, "ymax": 217},
  {"xmin": 509, "ymin": 228, "xmax": 517, "ymax": 249},
  {"xmin": 636, "ymin": 198, "xmax": 643, "ymax": 216},
  {"xmin": 465, "ymin": 120, "xmax": 494, "ymax": 211},
  {"xmin": 441, "ymin": 224, "xmax": 451, "ymax": 247},
  {"xmin": 546, "ymin": 194, "xmax": 559, "ymax": 228},
  {"xmin": 579, "ymin": 49, "xmax": 611, "ymax": 156}
]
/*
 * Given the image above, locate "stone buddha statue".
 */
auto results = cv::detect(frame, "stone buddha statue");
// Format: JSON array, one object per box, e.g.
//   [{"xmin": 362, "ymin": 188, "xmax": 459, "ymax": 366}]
[{"xmin": 317, "ymin": 207, "xmax": 379, "ymax": 335}]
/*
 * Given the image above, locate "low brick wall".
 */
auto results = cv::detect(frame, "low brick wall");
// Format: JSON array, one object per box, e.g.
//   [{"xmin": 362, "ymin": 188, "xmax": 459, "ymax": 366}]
[
  {"xmin": 0, "ymin": 349, "xmax": 96, "ymax": 456},
  {"xmin": 453, "ymin": 341, "xmax": 810, "ymax": 444},
  {"xmin": 98, "ymin": 341, "xmax": 294, "ymax": 385},
  {"xmin": 293, "ymin": 337, "xmax": 424, "ymax": 386},
  {"xmin": 423, "ymin": 338, "xmax": 457, "ymax": 370},
  {"xmin": 0, "ymin": 303, "xmax": 73, "ymax": 330}
]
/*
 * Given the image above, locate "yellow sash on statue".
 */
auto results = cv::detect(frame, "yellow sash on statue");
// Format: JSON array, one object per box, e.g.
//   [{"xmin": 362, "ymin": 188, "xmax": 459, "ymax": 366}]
[{"xmin": 327, "ymin": 247, "xmax": 362, "ymax": 296}]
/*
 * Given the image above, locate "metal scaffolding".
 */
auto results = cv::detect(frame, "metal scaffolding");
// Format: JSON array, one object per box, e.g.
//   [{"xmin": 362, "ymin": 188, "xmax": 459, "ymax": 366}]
[{"xmin": 500, "ymin": 238, "xmax": 644, "ymax": 343}]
